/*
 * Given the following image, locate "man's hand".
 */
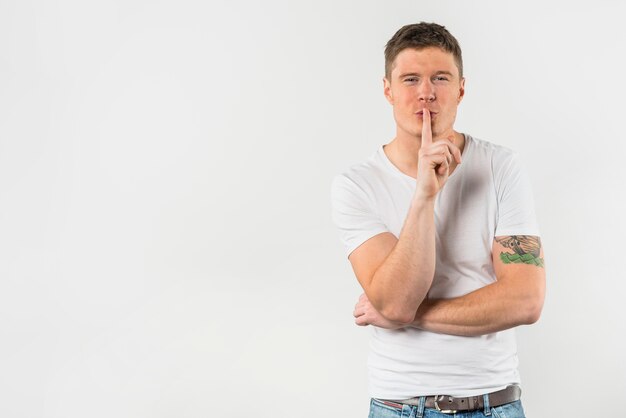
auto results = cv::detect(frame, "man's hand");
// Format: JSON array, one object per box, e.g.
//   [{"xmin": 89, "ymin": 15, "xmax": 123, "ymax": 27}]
[
  {"xmin": 415, "ymin": 109, "xmax": 462, "ymax": 200},
  {"xmin": 353, "ymin": 293, "xmax": 406, "ymax": 329}
]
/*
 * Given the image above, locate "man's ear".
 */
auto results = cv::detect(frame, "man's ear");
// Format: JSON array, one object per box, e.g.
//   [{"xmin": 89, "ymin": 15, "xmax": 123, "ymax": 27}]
[
  {"xmin": 383, "ymin": 77, "xmax": 394, "ymax": 105},
  {"xmin": 458, "ymin": 77, "xmax": 465, "ymax": 103}
]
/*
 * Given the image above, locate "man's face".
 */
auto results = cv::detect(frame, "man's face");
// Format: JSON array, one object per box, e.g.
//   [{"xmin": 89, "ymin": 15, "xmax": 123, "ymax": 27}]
[{"xmin": 383, "ymin": 47, "xmax": 465, "ymax": 140}]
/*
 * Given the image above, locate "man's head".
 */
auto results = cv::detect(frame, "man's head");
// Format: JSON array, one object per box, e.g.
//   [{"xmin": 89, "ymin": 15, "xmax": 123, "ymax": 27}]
[
  {"xmin": 383, "ymin": 22, "xmax": 465, "ymax": 140},
  {"xmin": 385, "ymin": 22, "xmax": 463, "ymax": 82}
]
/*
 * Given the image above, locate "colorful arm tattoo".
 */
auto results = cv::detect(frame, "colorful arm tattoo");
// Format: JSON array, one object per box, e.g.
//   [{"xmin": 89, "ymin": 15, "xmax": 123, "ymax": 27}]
[{"xmin": 495, "ymin": 235, "xmax": 544, "ymax": 267}]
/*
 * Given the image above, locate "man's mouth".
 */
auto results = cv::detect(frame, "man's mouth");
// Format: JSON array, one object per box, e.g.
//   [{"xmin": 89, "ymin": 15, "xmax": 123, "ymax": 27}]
[{"xmin": 416, "ymin": 111, "xmax": 437, "ymax": 117}]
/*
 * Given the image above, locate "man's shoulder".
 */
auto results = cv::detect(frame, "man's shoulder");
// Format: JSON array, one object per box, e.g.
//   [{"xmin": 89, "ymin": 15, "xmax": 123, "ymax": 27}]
[
  {"xmin": 332, "ymin": 147, "xmax": 386, "ymax": 189},
  {"xmin": 465, "ymin": 135, "xmax": 532, "ymax": 192},
  {"xmin": 466, "ymin": 134, "xmax": 516, "ymax": 158},
  {"xmin": 464, "ymin": 134, "xmax": 521, "ymax": 171}
]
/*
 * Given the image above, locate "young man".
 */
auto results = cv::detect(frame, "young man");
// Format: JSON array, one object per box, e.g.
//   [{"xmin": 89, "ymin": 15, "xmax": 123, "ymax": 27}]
[{"xmin": 330, "ymin": 22, "xmax": 545, "ymax": 418}]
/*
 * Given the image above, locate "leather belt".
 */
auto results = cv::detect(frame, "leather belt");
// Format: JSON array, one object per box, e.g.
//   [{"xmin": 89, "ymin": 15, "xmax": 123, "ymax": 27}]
[{"xmin": 386, "ymin": 385, "xmax": 521, "ymax": 414}]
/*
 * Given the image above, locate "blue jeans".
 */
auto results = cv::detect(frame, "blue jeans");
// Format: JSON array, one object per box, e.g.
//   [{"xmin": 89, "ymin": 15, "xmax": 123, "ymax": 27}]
[{"xmin": 368, "ymin": 397, "xmax": 526, "ymax": 418}]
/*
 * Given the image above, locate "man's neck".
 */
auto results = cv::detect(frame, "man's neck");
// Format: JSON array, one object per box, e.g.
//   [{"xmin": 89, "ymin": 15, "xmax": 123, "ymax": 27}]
[{"xmin": 383, "ymin": 130, "xmax": 465, "ymax": 180}]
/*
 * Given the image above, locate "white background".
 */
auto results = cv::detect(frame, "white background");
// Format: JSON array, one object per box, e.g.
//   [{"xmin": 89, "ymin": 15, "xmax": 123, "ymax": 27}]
[{"xmin": 1, "ymin": 0, "xmax": 625, "ymax": 417}]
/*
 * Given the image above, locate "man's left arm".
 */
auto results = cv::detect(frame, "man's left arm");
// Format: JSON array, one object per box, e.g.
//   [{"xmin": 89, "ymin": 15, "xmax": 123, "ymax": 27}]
[
  {"xmin": 407, "ymin": 235, "xmax": 545, "ymax": 336},
  {"xmin": 353, "ymin": 235, "xmax": 546, "ymax": 336}
]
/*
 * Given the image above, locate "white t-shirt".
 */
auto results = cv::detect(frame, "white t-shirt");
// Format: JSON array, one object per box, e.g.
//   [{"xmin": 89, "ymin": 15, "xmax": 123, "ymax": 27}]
[{"xmin": 330, "ymin": 133, "xmax": 540, "ymax": 399}]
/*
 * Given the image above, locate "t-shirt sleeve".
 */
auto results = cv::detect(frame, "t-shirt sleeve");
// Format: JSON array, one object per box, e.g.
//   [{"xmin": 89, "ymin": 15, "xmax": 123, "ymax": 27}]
[
  {"xmin": 493, "ymin": 150, "xmax": 541, "ymax": 237},
  {"xmin": 330, "ymin": 173, "xmax": 390, "ymax": 259}
]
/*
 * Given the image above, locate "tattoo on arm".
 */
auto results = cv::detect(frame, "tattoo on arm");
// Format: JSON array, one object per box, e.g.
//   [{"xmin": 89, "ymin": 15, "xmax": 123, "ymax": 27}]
[{"xmin": 495, "ymin": 235, "xmax": 544, "ymax": 267}]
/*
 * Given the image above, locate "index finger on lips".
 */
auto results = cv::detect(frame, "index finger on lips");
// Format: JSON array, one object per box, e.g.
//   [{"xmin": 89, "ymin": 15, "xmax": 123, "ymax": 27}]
[{"xmin": 421, "ymin": 109, "xmax": 432, "ymax": 146}]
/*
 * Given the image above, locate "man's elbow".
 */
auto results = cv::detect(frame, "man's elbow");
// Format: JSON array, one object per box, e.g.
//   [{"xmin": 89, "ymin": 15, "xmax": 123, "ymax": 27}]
[
  {"xmin": 522, "ymin": 296, "xmax": 544, "ymax": 325},
  {"xmin": 380, "ymin": 304, "xmax": 418, "ymax": 325},
  {"xmin": 368, "ymin": 285, "xmax": 426, "ymax": 325},
  {"xmin": 519, "ymin": 275, "xmax": 546, "ymax": 325}
]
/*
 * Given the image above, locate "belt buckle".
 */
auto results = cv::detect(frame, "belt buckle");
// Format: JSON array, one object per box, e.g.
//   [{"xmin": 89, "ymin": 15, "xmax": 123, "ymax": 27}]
[{"xmin": 434, "ymin": 395, "xmax": 458, "ymax": 414}]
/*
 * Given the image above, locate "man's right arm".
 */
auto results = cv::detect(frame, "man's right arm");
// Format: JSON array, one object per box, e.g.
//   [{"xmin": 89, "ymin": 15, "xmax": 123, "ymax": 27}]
[
  {"xmin": 346, "ymin": 109, "xmax": 461, "ymax": 325},
  {"xmin": 348, "ymin": 196, "xmax": 436, "ymax": 324}
]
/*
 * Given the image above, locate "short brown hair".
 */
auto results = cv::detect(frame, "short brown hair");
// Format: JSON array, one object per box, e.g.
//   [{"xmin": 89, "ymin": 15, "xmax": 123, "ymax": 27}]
[{"xmin": 384, "ymin": 22, "xmax": 463, "ymax": 80}]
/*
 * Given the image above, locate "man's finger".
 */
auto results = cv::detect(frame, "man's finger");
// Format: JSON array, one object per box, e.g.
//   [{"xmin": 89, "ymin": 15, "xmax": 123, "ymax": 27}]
[
  {"xmin": 431, "ymin": 139, "xmax": 461, "ymax": 164},
  {"xmin": 447, "ymin": 135, "xmax": 462, "ymax": 163},
  {"xmin": 354, "ymin": 312, "xmax": 369, "ymax": 326},
  {"xmin": 421, "ymin": 109, "xmax": 432, "ymax": 146},
  {"xmin": 430, "ymin": 153, "xmax": 448, "ymax": 171},
  {"xmin": 437, "ymin": 155, "xmax": 450, "ymax": 176}
]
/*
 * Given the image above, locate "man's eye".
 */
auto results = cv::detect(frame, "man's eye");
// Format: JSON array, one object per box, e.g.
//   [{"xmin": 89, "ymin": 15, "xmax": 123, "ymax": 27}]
[
  {"xmin": 404, "ymin": 78, "xmax": 418, "ymax": 82},
  {"xmin": 434, "ymin": 76, "xmax": 449, "ymax": 81}
]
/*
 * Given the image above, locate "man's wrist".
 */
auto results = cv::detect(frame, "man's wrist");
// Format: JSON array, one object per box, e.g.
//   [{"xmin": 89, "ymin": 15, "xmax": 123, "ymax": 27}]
[{"xmin": 411, "ymin": 193, "xmax": 436, "ymax": 207}]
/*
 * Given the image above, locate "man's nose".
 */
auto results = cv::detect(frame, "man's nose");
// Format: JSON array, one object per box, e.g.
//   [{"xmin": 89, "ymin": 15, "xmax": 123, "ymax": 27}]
[{"xmin": 418, "ymin": 80, "xmax": 436, "ymax": 102}]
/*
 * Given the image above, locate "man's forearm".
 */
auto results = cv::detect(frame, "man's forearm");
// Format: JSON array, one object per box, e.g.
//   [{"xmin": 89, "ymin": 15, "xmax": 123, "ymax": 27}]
[
  {"xmin": 369, "ymin": 197, "xmax": 437, "ymax": 324},
  {"xmin": 409, "ymin": 277, "xmax": 544, "ymax": 337}
]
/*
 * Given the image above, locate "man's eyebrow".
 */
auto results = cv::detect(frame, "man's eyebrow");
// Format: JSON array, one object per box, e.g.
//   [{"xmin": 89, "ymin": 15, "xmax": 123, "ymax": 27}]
[{"xmin": 398, "ymin": 70, "xmax": 455, "ymax": 78}]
